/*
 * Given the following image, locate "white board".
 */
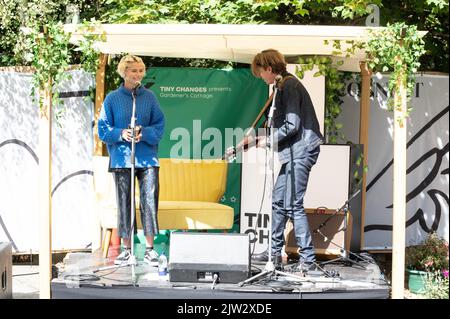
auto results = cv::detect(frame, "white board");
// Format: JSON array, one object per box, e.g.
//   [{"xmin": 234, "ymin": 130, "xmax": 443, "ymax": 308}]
[{"xmin": 240, "ymin": 145, "xmax": 350, "ymax": 254}]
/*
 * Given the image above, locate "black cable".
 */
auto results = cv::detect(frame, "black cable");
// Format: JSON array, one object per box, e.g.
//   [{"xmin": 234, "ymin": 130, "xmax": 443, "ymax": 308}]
[
  {"xmin": 316, "ymin": 232, "xmax": 377, "ymax": 265},
  {"xmin": 249, "ymin": 126, "xmax": 294, "ymax": 258},
  {"xmin": 96, "ymin": 276, "xmax": 137, "ymax": 284},
  {"xmin": 251, "ymin": 264, "xmax": 263, "ymax": 272},
  {"xmin": 93, "ymin": 256, "xmax": 134, "ymax": 279},
  {"xmin": 314, "ymin": 232, "xmax": 375, "ymax": 267},
  {"xmin": 63, "ymin": 274, "xmax": 100, "ymax": 282},
  {"xmin": 12, "ymin": 272, "xmax": 39, "ymax": 277},
  {"xmin": 88, "ymin": 250, "xmax": 140, "ymax": 285},
  {"xmin": 249, "ymin": 133, "xmax": 269, "ymax": 258},
  {"xmin": 64, "ymin": 263, "xmax": 138, "ymax": 286},
  {"xmin": 251, "ymin": 277, "xmax": 303, "ymax": 291}
]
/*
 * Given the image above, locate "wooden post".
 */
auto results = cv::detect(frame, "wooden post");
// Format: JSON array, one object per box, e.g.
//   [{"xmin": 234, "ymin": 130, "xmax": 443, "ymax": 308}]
[
  {"xmin": 39, "ymin": 77, "xmax": 52, "ymax": 299},
  {"xmin": 359, "ymin": 61, "xmax": 372, "ymax": 251},
  {"xmin": 94, "ymin": 53, "xmax": 108, "ymax": 155},
  {"xmin": 391, "ymin": 61, "xmax": 407, "ymax": 299}
]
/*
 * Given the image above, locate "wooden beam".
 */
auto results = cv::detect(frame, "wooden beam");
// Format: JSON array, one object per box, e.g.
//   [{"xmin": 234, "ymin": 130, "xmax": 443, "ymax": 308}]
[
  {"xmin": 358, "ymin": 61, "xmax": 372, "ymax": 251},
  {"xmin": 94, "ymin": 53, "xmax": 108, "ymax": 156},
  {"xmin": 391, "ymin": 63, "xmax": 407, "ymax": 299},
  {"xmin": 0, "ymin": 66, "xmax": 35, "ymax": 73},
  {"xmin": 37, "ymin": 26, "xmax": 53, "ymax": 300},
  {"xmin": 39, "ymin": 78, "xmax": 52, "ymax": 299},
  {"xmin": 102, "ymin": 228, "xmax": 112, "ymax": 259}
]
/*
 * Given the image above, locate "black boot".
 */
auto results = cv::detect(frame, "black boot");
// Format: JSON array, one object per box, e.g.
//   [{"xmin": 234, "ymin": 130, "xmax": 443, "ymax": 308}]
[
  {"xmin": 273, "ymin": 255, "xmax": 283, "ymax": 270},
  {"xmin": 293, "ymin": 262, "xmax": 317, "ymax": 273},
  {"xmin": 251, "ymin": 249, "xmax": 269, "ymax": 264}
]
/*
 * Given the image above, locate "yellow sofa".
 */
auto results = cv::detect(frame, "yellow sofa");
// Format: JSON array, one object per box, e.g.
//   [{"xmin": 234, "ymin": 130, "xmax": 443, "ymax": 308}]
[
  {"xmin": 158, "ymin": 158, "xmax": 234, "ymax": 229},
  {"xmin": 92, "ymin": 156, "xmax": 234, "ymax": 258}
]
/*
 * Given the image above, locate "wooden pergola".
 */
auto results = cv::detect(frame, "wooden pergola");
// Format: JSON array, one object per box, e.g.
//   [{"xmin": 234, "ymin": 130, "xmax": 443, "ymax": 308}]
[{"xmin": 37, "ymin": 23, "xmax": 425, "ymax": 299}]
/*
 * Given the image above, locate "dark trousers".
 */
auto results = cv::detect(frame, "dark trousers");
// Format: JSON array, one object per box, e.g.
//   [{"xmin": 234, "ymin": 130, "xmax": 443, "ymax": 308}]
[
  {"xmin": 113, "ymin": 167, "xmax": 160, "ymax": 239},
  {"xmin": 271, "ymin": 146, "xmax": 320, "ymax": 264}
]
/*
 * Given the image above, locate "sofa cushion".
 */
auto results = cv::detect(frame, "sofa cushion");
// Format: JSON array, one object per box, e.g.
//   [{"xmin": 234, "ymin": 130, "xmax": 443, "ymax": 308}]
[{"xmin": 158, "ymin": 200, "xmax": 234, "ymax": 230}]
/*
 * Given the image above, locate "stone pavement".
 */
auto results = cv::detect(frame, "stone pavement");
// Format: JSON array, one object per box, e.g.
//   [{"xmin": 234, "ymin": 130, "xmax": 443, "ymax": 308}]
[{"xmin": 12, "ymin": 265, "xmax": 39, "ymax": 299}]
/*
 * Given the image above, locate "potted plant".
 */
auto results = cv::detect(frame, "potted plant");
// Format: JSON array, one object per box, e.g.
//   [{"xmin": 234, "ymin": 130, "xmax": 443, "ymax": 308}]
[
  {"xmin": 405, "ymin": 232, "xmax": 449, "ymax": 294},
  {"xmin": 423, "ymin": 268, "xmax": 449, "ymax": 299}
]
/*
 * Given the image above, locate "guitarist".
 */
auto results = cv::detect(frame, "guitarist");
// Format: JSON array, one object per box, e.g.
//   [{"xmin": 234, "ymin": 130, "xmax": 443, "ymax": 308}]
[{"xmin": 249, "ymin": 49, "xmax": 325, "ymax": 273}]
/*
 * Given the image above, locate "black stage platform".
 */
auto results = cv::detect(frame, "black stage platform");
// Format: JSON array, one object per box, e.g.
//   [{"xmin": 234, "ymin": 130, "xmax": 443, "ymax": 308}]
[{"xmin": 51, "ymin": 250, "xmax": 390, "ymax": 299}]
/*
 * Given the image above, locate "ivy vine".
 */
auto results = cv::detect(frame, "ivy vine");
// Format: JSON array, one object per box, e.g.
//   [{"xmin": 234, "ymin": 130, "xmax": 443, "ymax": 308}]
[
  {"xmin": 327, "ymin": 22, "xmax": 426, "ymax": 125},
  {"xmin": 24, "ymin": 21, "xmax": 71, "ymax": 110},
  {"xmin": 312, "ymin": 22, "xmax": 426, "ymax": 188},
  {"xmin": 295, "ymin": 55, "xmax": 367, "ymax": 189},
  {"xmin": 74, "ymin": 20, "xmax": 107, "ymax": 75},
  {"xmin": 22, "ymin": 20, "xmax": 105, "ymax": 112},
  {"xmin": 365, "ymin": 22, "xmax": 426, "ymax": 124},
  {"xmin": 296, "ymin": 55, "xmax": 350, "ymax": 144}
]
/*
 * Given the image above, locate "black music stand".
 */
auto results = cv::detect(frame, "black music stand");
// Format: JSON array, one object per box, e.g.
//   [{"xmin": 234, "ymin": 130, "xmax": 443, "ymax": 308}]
[{"xmin": 315, "ymin": 190, "xmax": 366, "ymax": 269}]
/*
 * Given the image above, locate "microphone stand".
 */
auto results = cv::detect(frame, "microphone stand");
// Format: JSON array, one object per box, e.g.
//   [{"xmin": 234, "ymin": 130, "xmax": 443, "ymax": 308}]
[
  {"xmin": 128, "ymin": 84, "xmax": 139, "ymax": 283},
  {"xmin": 315, "ymin": 189, "xmax": 366, "ymax": 269},
  {"xmin": 238, "ymin": 80, "xmax": 339, "ymax": 287},
  {"xmin": 93, "ymin": 84, "xmax": 140, "ymax": 284}
]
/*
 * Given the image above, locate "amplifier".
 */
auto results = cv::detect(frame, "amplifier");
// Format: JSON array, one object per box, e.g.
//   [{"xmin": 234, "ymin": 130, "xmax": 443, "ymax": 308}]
[
  {"xmin": 169, "ymin": 232, "xmax": 250, "ymax": 283},
  {"xmin": 285, "ymin": 209, "xmax": 352, "ymax": 257},
  {"xmin": 0, "ymin": 242, "xmax": 12, "ymax": 299}
]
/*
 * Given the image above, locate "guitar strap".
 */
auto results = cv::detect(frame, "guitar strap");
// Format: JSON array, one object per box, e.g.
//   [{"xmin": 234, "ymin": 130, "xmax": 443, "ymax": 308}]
[
  {"xmin": 246, "ymin": 75, "xmax": 294, "ymax": 134},
  {"xmin": 247, "ymin": 92, "xmax": 274, "ymax": 134},
  {"xmin": 223, "ymin": 75, "xmax": 295, "ymax": 161}
]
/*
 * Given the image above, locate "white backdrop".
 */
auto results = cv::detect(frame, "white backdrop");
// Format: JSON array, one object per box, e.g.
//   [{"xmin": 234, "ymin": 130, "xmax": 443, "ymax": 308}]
[
  {"xmin": 0, "ymin": 69, "xmax": 95, "ymax": 252},
  {"xmin": 339, "ymin": 73, "xmax": 449, "ymax": 249}
]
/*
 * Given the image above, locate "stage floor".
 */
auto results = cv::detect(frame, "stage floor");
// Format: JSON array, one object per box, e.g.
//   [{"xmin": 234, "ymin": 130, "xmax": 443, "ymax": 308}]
[{"xmin": 51, "ymin": 250, "xmax": 389, "ymax": 299}]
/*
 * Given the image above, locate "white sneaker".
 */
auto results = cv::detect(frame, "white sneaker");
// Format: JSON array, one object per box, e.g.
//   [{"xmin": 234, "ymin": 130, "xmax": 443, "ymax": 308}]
[
  {"xmin": 144, "ymin": 249, "xmax": 159, "ymax": 266},
  {"xmin": 114, "ymin": 249, "xmax": 131, "ymax": 265}
]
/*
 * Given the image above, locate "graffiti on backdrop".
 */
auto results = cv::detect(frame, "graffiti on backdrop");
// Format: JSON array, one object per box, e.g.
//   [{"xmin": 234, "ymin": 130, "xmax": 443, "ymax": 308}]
[
  {"xmin": 242, "ymin": 212, "xmax": 271, "ymax": 246},
  {"xmin": 339, "ymin": 74, "xmax": 448, "ymax": 248}
]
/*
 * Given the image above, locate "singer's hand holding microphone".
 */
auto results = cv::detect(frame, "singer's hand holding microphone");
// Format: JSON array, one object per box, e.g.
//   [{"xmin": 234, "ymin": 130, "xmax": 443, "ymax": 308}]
[
  {"xmin": 121, "ymin": 80, "xmax": 143, "ymax": 143},
  {"xmin": 121, "ymin": 126, "xmax": 142, "ymax": 143}
]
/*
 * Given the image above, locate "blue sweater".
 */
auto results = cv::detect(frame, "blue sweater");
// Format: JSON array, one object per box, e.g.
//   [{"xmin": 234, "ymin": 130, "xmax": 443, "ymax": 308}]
[{"xmin": 98, "ymin": 84, "xmax": 165, "ymax": 168}]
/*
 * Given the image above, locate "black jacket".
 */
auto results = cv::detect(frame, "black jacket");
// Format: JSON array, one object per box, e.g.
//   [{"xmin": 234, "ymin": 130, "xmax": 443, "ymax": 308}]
[{"xmin": 270, "ymin": 72, "xmax": 324, "ymax": 164}]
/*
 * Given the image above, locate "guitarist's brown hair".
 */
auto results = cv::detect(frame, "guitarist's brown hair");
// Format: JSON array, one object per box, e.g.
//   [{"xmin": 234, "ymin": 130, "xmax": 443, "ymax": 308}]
[{"xmin": 251, "ymin": 49, "xmax": 287, "ymax": 77}]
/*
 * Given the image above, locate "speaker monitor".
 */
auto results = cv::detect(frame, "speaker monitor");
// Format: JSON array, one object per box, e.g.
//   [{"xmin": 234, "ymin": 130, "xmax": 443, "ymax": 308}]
[
  {"xmin": 285, "ymin": 209, "xmax": 352, "ymax": 257},
  {"xmin": 169, "ymin": 232, "xmax": 250, "ymax": 284},
  {"xmin": 0, "ymin": 242, "xmax": 12, "ymax": 299}
]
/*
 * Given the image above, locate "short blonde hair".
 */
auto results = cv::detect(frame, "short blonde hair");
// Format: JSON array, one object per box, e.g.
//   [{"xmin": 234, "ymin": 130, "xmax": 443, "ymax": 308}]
[
  {"xmin": 251, "ymin": 49, "xmax": 286, "ymax": 77},
  {"xmin": 117, "ymin": 55, "xmax": 145, "ymax": 78}
]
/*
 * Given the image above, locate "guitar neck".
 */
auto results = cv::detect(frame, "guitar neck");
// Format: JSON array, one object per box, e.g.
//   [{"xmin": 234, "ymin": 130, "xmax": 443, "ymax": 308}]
[{"xmin": 236, "ymin": 139, "xmax": 257, "ymax": 153}]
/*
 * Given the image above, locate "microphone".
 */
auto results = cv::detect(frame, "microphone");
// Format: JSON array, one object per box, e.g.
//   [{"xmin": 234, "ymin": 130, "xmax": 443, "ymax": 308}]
[
  {"xmin": 274, "ymin": 75, "xmax": 282, "ymax": 88},
  {"xmin": 132, "ymin": 81, "xmax": 141, "ymax": 97},
  {"xmin": 267, "ymin": 75, "xmax": 281, "ymax": 128},
  {"xmin": 275, "ymin": 74, "xmax": 283, "ymax": 86}
]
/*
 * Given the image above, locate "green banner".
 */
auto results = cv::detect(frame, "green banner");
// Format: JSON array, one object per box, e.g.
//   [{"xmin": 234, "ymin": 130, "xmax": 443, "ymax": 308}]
[{"xmin": 143, "ymin": 67, "xmax": 268, "ymax": 232}]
